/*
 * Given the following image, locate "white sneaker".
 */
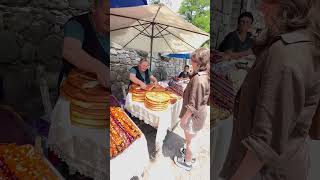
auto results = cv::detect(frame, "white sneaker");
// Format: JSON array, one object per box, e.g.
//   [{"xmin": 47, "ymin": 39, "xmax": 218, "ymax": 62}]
[{"xmin": 174, "ymin": 156, "xmax": 192, "ymax": 171}]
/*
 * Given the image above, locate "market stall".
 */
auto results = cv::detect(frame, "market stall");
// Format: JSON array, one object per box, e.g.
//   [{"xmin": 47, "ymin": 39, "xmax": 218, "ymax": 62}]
[
  {"xmin": 110, "ymin": 107, "xmax": 149, "ymax": 180},
  {"xmin": 125, "ymin": 83, "xmax": 183, "ymax": 149},
  {"xmin": 110, "ymin": 4, "xmax": 209, "ymax": 70}
]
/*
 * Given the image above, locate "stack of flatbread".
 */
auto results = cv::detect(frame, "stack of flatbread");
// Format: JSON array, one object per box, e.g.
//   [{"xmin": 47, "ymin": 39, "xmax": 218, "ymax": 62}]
[
  {"xmin": 165, "ymin": 90, "xmax": 182, "ymax": 104},
  {"xmin": 130, "ymin": 84, "xmax": 154, "ymax": 102},
  {"xmin": 144, "ymin": 92, "xmax": 170, "ymax": 111},
  {"xmin": 60, "ymin": 68, "xmax": 109, "ymax": 129}
]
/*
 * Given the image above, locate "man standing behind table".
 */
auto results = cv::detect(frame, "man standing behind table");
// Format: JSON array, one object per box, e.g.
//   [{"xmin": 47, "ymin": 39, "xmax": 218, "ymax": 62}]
[
  {"xmin": 129, "ymin": 58, "xmax": 158, "ymax": 89},
  {"xmin": 176, "ymin": 65, "xmax": 191, "ymax": 80},
  {"xmin": 218, "ymin": 12, "xmax": 254, "ymax": 60}
]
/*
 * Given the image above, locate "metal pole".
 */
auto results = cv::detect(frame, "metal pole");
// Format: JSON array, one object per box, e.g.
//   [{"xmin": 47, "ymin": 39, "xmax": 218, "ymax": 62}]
[{"xmin": 150, "ymin": 22, "xmax": 154, "ymax": 71}]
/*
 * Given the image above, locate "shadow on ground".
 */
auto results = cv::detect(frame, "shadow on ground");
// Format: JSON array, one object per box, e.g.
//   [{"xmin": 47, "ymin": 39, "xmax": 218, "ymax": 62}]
[{"xmin": 129, "ymin": 113, "xmax": 185, "ymax": 160}]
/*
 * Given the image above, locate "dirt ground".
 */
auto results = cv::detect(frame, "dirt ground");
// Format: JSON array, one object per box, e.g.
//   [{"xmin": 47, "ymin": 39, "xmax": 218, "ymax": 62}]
[{"xmin": 130, "ymin": 106, "xmax": 210, "ymax": 180}]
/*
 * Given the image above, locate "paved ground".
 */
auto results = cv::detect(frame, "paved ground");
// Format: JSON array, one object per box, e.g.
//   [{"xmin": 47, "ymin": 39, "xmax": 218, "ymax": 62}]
[{"xmin": 130, "ymin": 107, "xmax": 210, "ymax": 180}]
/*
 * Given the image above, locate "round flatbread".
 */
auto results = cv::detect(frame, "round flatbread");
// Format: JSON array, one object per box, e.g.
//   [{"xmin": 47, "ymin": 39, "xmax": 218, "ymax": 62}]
[
  {"xmin": 70, "ymin": 111, "xmax": 106, "ymax": 120},
  {"xmin": 62, "ymin": 78, "xmax": 109, "ymax": 102},
  {"xmin": 61, "ymin": 91, "xmax": 108, "ymax": 110},
  {"xmin": 70, "ymin": 115, "xmax": 108, "ymax": 129},
  {"xmin": 145, "ymin": 92, "xmax": 170, "ymax": 103},
  {"xmin": 70, "ymin": 104, "xmax": 107, "ymax": 115}
]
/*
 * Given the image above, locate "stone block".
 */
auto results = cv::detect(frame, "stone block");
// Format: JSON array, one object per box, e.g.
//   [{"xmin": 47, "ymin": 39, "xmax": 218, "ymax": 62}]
[
  {"xmin": 0, "ymin": 30, "xmax": 21, "ymax": 62},
  {"xmin": 21, "ymin": 42, "xmax": 36, "ymax": 63},
  {"xmin": 22, "ymin": 20, "xmax": 50, "ymax": 44},
  {"xmin": 111, "ymin": 57, "xmax": 120, "ymax": 63},
  {"xmin": 7, "ymin": 12, "xmax": 33, "ymax": 33},
  {"xmin": 37, "ymin": 35, "xmax": 63, "ymax": 65},
  {"xmin": 2, "ymin": 67, "xmax": 36, "ymax": 107},
  {"xmin": 31, "ymin": 0, "xmax": 68, "ymax": 10},
  {"xmin": 69, "ymin": 0, "xmax": 90, "ymax": 9},
  {"xmin": 1, "ymin": 0, "xmax": 30, "ymax": 6},
  {"xmin": 110, "ymin": 70, "xmax": 116, "ymax": 82},
  {"xmin": 110, "ymin": 48, "xmax": 118, "ymax": 55}
]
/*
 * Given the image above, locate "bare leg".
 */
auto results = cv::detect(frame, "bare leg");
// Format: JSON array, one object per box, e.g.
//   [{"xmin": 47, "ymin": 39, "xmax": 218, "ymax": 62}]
[{"xmin": 184, "ymin": 130, "xmax": 196, "ymax": 163}]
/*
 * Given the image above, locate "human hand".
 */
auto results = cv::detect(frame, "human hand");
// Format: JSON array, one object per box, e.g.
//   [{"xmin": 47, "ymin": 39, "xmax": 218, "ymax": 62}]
[
  {"xmin": 140, "ymin": 83, "xmax": 147, "ymax": 89},
  {"xmin": 180, "ymin": 117, "xmax": 188, "ymax": 127}
]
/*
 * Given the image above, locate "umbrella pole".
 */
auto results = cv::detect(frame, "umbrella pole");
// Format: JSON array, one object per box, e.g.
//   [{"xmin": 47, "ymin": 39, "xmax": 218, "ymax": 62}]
[{"xmin": 150, "ymin": 22, "xmax": 154, "ymax": 71}]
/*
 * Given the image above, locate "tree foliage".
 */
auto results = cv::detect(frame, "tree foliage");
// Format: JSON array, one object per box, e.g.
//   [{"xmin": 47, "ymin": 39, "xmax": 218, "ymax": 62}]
[{"xmin": 178, "ymin": 0, "xmax": 210, "ymax": 33}]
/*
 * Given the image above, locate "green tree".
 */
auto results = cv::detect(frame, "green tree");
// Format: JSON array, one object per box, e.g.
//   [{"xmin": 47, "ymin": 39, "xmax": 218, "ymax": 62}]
[{"xmin": 178, "ymin": 0, "xmax": 210, "ymax": 33}]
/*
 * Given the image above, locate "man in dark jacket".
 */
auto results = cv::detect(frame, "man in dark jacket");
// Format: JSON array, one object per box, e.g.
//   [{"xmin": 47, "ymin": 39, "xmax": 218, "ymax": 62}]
[
  {"xmin": 177, "ymin": 65, "xmax": 191, "ymax": 80},
  {"xmin": 58, "ymin": 0, "xmax": 109, "ymax": 89},
  {"xmin": 129, "ymin": 58, "xmax": 158, "ymax": 89},
  {"xmin": 218, "ymin": 12, "xmax": 254, "ymax": 60}
]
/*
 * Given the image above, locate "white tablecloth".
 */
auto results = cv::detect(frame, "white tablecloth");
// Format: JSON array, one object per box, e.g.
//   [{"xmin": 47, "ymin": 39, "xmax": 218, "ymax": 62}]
[
  {"xmin": 110, "ymin": 134, "xmax": 149, "ymax": 180},
  {"xmin": 210, "ymin": 117, "xmax": 233, "ymax": 180},
  {"xmin": 48, "ymin": 97, "xmax": 107, "ymax": 179},
  {"xmin": 124, "ymin": 93, "xmax": 183, "ymax": 146}
]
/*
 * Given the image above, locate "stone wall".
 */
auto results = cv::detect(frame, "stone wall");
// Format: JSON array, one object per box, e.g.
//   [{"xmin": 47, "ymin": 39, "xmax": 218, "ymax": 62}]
[
  {"xmin": 245, "ymin": 0, "xmax": 264, "ymax": 30},
  {"xmin": 0, "ymin": 0, "xmax": 90, "ymax": 120},
  {"xmin": 211, "ymin": 0, "xmax": 233, "ymax": 49},
  {"xmin": 110, "ymin": 48, "xmax": 185, "ymax": 100}
]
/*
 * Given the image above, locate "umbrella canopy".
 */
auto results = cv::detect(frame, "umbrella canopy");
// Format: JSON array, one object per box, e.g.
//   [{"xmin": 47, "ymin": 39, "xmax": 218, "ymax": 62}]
[
  {"xmin": 110, "ymin": 0, "xmax": 147, "ymax": 8},
  {"xmin": 110, "ymin": 4, "xmax": 209, "ymax": 68}
]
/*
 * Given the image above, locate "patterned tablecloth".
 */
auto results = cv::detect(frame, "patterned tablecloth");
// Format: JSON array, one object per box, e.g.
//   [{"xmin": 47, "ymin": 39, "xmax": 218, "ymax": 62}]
[
  {"xmin": 48, "ymin": 97, "xmax": 107, "ymax": 180},
  {"xmin": 110, "ymin": 133, "xmax": 149, "ymax": 180}
]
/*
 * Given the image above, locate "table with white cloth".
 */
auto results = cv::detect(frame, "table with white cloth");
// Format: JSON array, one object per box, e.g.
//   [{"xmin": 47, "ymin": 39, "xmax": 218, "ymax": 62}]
[
  {"xmin": 48, "ymin": 97, "xmax": 107, "ymax": 179},
  {"xmin": 124, "ymin": 93, "xmax": 183, "ymax": 148},
  {"xmin": 110, "ymin": 132, "xmax": 149, "ymax": 180}
]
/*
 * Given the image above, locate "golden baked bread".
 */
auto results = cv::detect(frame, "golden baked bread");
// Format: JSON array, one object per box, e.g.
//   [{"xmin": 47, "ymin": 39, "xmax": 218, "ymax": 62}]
[
  {"xmin": 0, "ymin": 144, "xmax": 59, "ymax": 179},
  {"xmin": 70, "ymin": 111, "xmax": 106, "ymax": 120},
  {"xmin": 61, "ymin": 77, "xmax": 109, "ymax": 103},
  {"xmin": 131, "ymin": 86, "xmax": 147, "ymax": 102},
  {"xmin": 145, "ymin": 92, "xmax": 170, "ymax": 103},
  {"xmin": 59, "ymin": 68, "xmax": 110, "ymax": 129},
  {"xmin": 70, "ymin": 115, "xmax": 108, "ymax": 129},
  {"xmin": 61, "ymin": 90, "xmax": 108, "ymax": 110},
  {"xmin": 144, "ymin": 92, "xmax": 170, "ymax": 111},
  {"xmin": 70, "ymin": 103, "xmax": 106, "ymax": 116},
  {"xmin": 164, "ymin": 90, "xmax": 182, "ymax": 104},
  {"xmin": 152, "ymin": 84, "xmax": 166, "ymax": 92}
]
